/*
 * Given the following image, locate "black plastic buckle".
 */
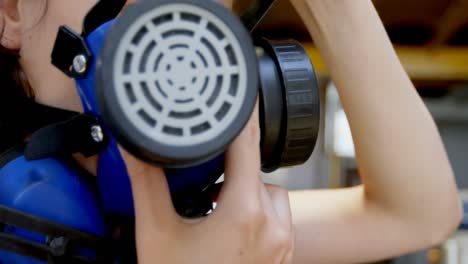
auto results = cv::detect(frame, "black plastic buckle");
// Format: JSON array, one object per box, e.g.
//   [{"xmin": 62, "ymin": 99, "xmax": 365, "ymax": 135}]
[
  {"xmin": 50, "ymin": 0, "xmax": 126, "ymax": 78},
  {"xmin": 0, "ymin": 206, "xmax": 111, "ymax": 264},
  {"xmin": 51, "ymin": 26, "xmax": 91, "ymax": 78},
  {"xmin": 25, "ymin": 114, "xmax": 109, "ymax": 160}
]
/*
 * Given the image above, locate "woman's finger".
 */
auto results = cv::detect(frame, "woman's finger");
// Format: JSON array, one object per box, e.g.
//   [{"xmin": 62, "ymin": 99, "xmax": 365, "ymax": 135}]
[
  {"xmin": 121, "ymin": 148, "xmax": 180, "ymax": 227},
  {"xmin": 265, "ymin": 185, "xmax": 294, "ymax": 264},
  {"xmin": 217, "ymin": 98, "xmax": 263, "ymax": 207},
  {"xmin": 264, "ymin": 184, "xmax": 292, "ymax": 228}
]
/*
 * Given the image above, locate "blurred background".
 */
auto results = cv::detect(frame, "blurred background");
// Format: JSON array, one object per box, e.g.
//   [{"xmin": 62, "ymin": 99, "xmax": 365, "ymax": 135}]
[{"xmin": 252, "ymin": 0, "xmax": 468, "ymax": 263}]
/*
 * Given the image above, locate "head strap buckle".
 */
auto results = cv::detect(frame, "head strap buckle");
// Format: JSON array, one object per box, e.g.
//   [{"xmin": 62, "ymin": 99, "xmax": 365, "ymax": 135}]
[{"xmin": 50, "ymin": 0, "xmax": 126, "ymax": 78}]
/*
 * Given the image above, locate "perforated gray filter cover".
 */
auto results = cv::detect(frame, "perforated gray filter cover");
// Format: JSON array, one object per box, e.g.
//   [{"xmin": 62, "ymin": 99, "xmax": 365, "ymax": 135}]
[{"xmin": 96, "ymin": 0, "xmax": 258, "ymax": 166}]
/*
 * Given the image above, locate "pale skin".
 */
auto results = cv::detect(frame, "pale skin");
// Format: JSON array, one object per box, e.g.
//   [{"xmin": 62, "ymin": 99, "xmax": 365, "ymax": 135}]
[{"xmin": 0, "ymin": 0, "xmax": 462, "ymax": 263}]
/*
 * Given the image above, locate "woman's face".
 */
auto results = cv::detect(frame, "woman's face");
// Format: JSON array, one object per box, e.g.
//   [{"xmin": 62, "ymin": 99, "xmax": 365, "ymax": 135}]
[
  {"xmin": 15, "ymin": 0, "xmax": 232, "ymax": 110},
  {"xmin": 3, "ymin": 0, "xmax": 233, "ymax": 174},
  {"xmin": 13, "ymin": 0, "xmax": 136, "ymax": 112}
]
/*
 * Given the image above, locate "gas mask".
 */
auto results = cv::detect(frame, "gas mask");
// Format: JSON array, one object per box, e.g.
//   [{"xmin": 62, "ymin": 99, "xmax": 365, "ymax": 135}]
[{"xmin": 0, "ymin": 0, "xmax": 319, "ymax": 263}]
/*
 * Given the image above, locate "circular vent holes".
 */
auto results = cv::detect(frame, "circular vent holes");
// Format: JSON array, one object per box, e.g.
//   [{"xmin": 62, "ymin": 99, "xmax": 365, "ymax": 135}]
[{"xmin": 113, "ymin": 4, "xmax": 249, "ymax": 146}]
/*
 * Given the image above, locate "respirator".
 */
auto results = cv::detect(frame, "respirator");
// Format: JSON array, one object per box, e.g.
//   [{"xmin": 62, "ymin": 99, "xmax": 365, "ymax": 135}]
[{"xmin": 0, "ymin": 0, "xmax": 319, "ymax": 263}]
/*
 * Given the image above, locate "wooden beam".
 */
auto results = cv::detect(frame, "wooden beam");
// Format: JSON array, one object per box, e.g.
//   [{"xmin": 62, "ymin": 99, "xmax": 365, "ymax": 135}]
[
  {"xmin": 430, "ymin": 0, "xmax": 468, "ymax": 46},
  {"xmin": 303, "ymin": 44, "xmax": 468, "ymax": 81}
]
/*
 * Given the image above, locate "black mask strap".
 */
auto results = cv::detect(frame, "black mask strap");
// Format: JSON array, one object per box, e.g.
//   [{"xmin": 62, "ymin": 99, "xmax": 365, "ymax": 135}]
[
  {"xmin": 25, "ymin": 113, "xmax": 109, "ymax": 161},
  {"xmin": 0, "ymin": 206, "xmax": 113, "ymax": 264},
  {"xmin": 0, "ymin": 100, "xmax": 78, "ymax": 151},
  {"xmin": 24, "ymin": 102, "xmax": 81, "ymax": 132},
  {"xmin": 0, "ymin": 101, "xmax": 107, "ymax": 166},
  {"xmin": 0, "ymin": 101, "xmax": 79, "ymax": 167},
  {"xmin": 240, "ymin": 0, "xmax": 276, "ymax": 32}
]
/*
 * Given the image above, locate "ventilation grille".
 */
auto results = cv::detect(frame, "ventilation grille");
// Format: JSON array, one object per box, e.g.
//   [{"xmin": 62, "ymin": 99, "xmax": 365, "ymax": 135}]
[{"xmin": 114, "ymin": 4, "xmax": 248, "ymax": 147}]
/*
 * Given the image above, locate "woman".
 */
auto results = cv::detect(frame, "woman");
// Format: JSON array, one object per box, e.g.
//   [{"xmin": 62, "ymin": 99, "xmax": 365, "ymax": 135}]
[{"xmin": 0, "ymin": 0, "xmax": 462, "ymax": 263}]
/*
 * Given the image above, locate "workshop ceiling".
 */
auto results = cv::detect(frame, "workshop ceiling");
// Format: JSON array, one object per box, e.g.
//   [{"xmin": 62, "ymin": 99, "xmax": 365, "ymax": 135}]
[{"xmin": 255, "ymin": 0, "xmax": 468, "ymax": 46}]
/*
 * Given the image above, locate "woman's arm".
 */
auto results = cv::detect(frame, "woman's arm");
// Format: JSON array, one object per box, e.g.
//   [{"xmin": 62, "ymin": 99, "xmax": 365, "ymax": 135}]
[{"xmin": 288, "ymin": 0, "xmax": 462, "ymax": 263}]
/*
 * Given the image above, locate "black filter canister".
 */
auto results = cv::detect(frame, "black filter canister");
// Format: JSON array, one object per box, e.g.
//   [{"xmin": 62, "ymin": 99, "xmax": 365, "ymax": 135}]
[{"xmin": 258, "ymin": 39, "xmax": 320, "ymax": 172}]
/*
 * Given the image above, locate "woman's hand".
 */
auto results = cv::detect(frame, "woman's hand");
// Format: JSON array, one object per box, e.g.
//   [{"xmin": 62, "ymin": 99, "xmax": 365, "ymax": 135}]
[{"xmin": 123, "ymin": 103, "xmax": 294, "ymax": 264}]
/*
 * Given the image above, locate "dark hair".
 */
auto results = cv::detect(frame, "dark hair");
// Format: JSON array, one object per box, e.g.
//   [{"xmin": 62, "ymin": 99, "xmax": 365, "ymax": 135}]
[
  {"xmin": 0, "ymin": 45, "xmax": 35, "ymax": 152},
  {"xmin": 0, "ymin": 0, "xmax": 48, "ymax": 152}
]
